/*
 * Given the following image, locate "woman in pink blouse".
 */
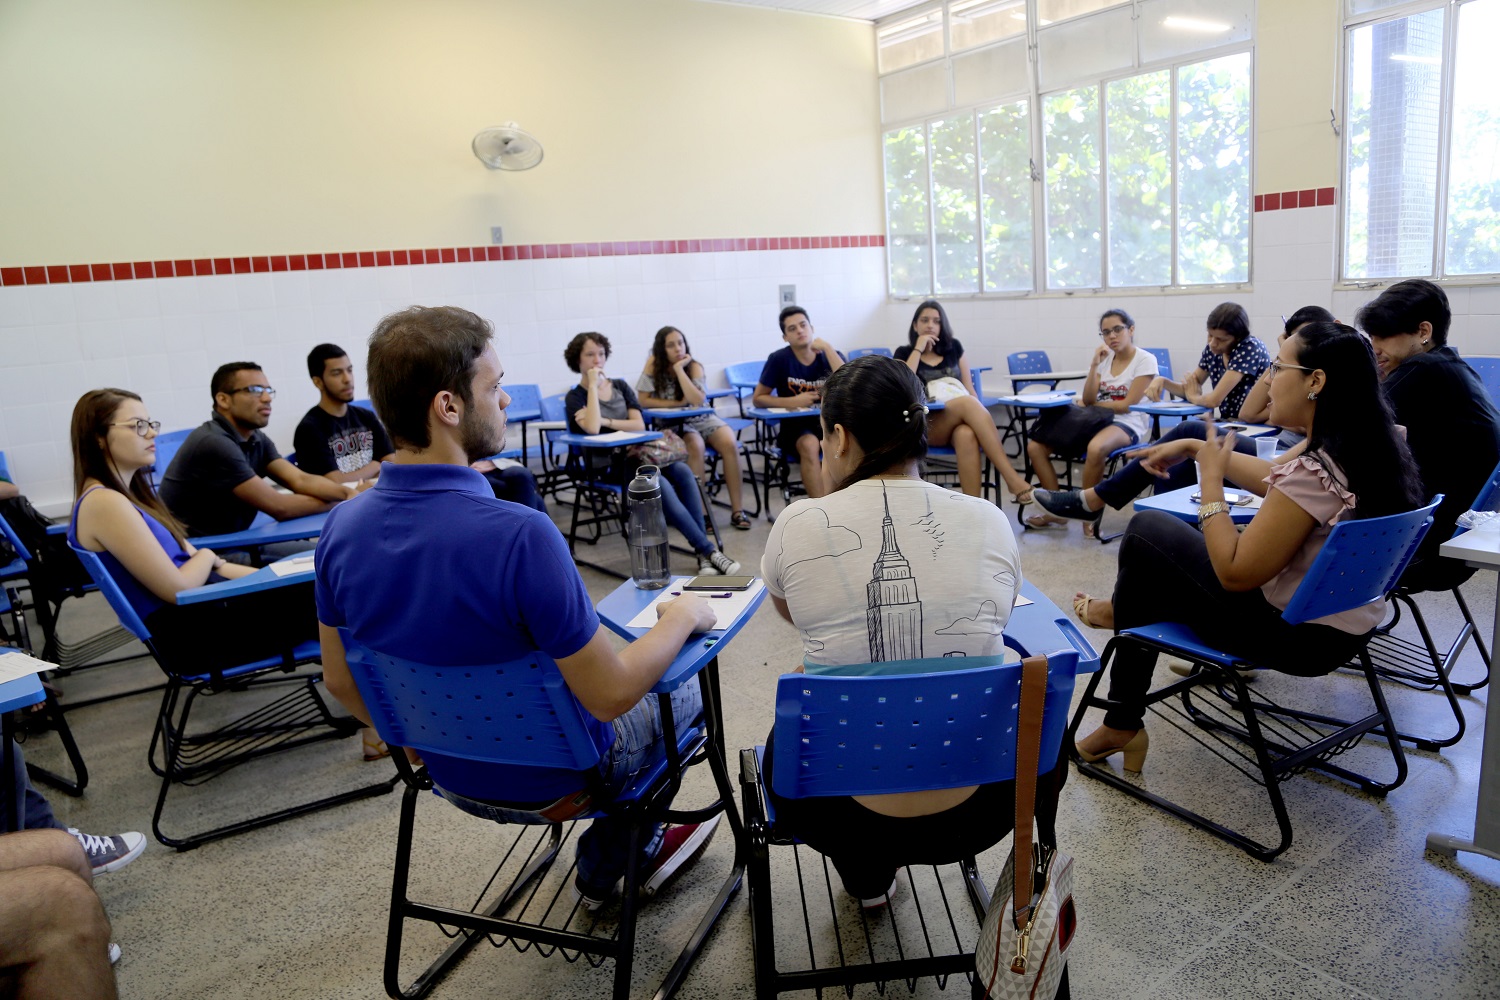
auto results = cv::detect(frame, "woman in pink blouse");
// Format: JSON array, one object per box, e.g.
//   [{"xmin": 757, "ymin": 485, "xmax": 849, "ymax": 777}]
[{"xmin": 1070, "ymin": 322, "xmax": 1423, "ymax": 771}]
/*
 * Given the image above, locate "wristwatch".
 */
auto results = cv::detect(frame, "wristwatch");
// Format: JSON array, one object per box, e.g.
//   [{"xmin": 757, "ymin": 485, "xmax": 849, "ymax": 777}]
[{"xmin": 1197, "ymin": 501, "xmax": 1229, "ymax": 525}]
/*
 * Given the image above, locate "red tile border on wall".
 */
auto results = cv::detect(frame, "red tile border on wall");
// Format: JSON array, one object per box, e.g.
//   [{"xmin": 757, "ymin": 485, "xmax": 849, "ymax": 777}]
[
  {"xmin": 0, "ymin": 235, "xmax": 886, "ymax": 286},
  {"xmin": 1255, "ymin": 188, "xmax": 1336, "ymax": 212}
]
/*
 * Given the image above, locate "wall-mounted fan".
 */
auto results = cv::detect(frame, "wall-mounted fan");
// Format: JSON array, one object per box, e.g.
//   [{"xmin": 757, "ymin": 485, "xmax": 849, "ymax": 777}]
[{"xmin": 472, "ymin": 123, "xmax": 544, "ymax": 171}]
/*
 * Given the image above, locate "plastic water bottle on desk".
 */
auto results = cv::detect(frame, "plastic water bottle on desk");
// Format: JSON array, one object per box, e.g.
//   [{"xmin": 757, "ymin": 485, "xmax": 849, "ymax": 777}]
[{"xmin": 626, "ymin": 465, "xmax": 670, "ymax": 589}]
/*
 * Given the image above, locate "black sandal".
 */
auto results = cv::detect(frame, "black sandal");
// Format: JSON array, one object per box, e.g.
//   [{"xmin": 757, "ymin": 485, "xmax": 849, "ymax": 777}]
[{"xmin": 730, "ymin": 511, "xmax": 752, "ymax": 530}]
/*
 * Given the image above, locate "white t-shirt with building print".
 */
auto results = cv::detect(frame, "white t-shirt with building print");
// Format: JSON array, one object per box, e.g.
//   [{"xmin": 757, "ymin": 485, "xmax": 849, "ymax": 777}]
[{"xmin": 761, "ymin": 477, "xmax": 1022, "ymax": 673}]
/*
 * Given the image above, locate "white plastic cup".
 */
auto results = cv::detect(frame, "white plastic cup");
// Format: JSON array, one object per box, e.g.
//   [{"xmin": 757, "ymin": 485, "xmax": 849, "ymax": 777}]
[{"xmin": 1255, "ymin": 436, "xmax": 1278, "ymax": 462}]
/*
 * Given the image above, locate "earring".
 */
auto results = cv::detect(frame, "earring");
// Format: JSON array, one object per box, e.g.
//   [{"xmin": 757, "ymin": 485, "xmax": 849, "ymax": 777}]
[{"xmin": 1307, "ymin": 391, "xmax": 1318, "ymax": 401}]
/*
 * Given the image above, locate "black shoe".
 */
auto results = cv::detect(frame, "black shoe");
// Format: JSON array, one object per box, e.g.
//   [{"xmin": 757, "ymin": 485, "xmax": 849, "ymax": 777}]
[{"xmin": 1033, "ymin": 489, "xmax": 1102, "ymax": 522}]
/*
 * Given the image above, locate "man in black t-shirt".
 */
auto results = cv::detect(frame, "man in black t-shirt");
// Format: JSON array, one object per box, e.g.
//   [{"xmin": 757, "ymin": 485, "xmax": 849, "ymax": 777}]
[
  {"xmin": 752, "ymin": 306, "xmax": 845, "ymax": 499},
  {"xmin": 161, "ymin": 362, "xmax": 361, "ymax": 537},
  {"xmin": 293, "ymin": 344, "xmax": 394, "ymax": 483}
]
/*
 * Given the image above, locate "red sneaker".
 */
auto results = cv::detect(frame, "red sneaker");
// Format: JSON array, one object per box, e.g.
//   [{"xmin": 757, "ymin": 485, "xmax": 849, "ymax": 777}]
[{"xmin": 640, "ymin": 816, "xmax": 721, "ymax": 898}]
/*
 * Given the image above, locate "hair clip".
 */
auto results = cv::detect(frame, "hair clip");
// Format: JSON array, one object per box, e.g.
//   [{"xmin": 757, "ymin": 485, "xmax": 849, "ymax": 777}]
[{"xmin": 902, "ymin": 404, "xmax": 930, "ymax": 422}]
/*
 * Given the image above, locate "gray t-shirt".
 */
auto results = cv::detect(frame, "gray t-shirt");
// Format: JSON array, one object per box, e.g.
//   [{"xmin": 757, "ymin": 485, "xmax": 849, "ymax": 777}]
[{"xmin": 762, "ymin": 478, "xmax": 1023, "ymax": 672}]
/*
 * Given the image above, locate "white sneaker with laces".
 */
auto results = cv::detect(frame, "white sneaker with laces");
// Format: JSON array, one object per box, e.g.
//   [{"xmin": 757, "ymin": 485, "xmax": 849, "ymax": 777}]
[
  {"xmin": 68, "ymin": 828, "xmax": 146, "ymax": 875},
  {"xmin": 707, "ymin": 551, "xmax": 740, "ymax": 576}
]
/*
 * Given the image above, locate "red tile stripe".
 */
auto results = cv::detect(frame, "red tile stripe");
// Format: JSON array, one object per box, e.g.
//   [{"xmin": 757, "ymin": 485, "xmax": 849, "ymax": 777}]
[
  {"xmin": 0, "ymin": 235, "xmax": 886, "ymax": 286},
  {"xmin": 1255, "ymin": 188, "xmax": 1336, "ymax": 213}
]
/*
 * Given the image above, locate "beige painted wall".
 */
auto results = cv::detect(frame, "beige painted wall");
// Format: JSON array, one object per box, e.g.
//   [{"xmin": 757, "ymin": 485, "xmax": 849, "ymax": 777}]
[
  {"xmin": 0, "ymin": 0, "xmax": 881, "ymax": 263},
  {"xmin": 1256, "ymin": 0, "xmax": 1342, "ymax": 193}
]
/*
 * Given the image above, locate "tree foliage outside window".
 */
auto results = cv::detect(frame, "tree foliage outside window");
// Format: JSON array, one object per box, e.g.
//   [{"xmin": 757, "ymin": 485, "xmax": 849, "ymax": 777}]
[
  {"xmin": 1177, "ymin": 53, "xmax": 1251, "ymax": 284},
  {"xmin": 979, "ymin": 100, "xmax": 1034, "ymax": 292},
  {"xmin": 931, "ymin": 116, "xmax": 981, "ymax": 293},
  {"xmin": 1106, "ymin": 70, "xmax": 1172, "ymax": 286},
  {"xmin": 1444, "ymin": 0, "xmax": 1500, "ymax": 275},
  {"xmin": 884, "ymin": 126, "xmax": 932, "ymax": 297},
  {"xmin": 1044, "ymin": 87, "xmax": 1101, "ymax": 288}
]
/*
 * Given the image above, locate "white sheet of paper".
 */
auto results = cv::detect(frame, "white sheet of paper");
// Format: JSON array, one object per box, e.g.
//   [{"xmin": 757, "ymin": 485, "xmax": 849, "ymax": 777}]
[
  {"xmin": 1013, "ymin": 594, "xmax": 1034, "ymax": 608},
  {"xmin": 624, "ymin": 577, "xmax": 766, "ymax": 630},
  {"xmin": 0, "ymin": 650, "xmax": 58, "ymax": 683},
  {"xmin": 269, "ymin": 555, "xmax": 317, "ymax": 577},
  {"xmin": 584, "ymin": 430, "xmax": 648, "ymax": 443}
]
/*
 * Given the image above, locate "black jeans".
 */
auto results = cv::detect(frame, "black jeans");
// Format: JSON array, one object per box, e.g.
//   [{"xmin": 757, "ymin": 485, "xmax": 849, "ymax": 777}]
[
  {"xmin": 1094, "ymin": 420, "xmax": 1259, "ymax": 510},
  {"xmin": 1103, "ymin": 511, "xmax": 1370, "ymax": 731},
  {"xmin": 764, "ymin": 728, "xmax": 1067, "ymax": 899}
]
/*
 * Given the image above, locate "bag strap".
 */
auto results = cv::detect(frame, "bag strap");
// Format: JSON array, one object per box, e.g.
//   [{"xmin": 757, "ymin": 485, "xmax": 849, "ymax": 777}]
[{"xmin": 1011, "ymin": 653, "xmax": 1049, "ymax": 928}]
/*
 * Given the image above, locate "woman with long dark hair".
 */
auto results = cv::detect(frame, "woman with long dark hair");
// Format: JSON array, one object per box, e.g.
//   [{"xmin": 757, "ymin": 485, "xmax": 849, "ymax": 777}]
[
  {"xmin": 759, "ymin": 355, "xmax": 1032, "ymax": 908},
  {"xmin": 1070, "ymin": 323, "xmax": 1424, "ymax": 770},
  {"xmin": 636, "ymin": 325, "xmax": 749, "ymax": 529},
  {"xmin": 894, "ymin": 299, "xmax": 1036, "ymax": 506}
]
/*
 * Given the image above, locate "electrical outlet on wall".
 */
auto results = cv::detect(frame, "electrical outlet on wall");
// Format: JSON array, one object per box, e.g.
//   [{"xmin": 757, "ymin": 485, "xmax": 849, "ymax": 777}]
[
  {"xmin": 779, "ymin": 284, "xmax": 796, "ymax": 307},
  {"xmin": 490, "ymin": 226, "xmax": 504, "ymax": 244}
]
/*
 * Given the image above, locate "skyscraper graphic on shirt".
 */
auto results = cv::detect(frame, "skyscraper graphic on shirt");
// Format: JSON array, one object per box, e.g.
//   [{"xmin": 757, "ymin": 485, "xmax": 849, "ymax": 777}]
[{"xmin": 866, "ymin": 487, "xmax": 923, "ymax": 661}]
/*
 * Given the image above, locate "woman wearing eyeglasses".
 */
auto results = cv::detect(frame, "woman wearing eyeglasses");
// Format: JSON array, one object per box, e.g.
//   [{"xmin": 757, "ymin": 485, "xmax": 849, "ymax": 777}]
[
  {"xmin": 68, "ymin": 388, "xmax": 318, "ymax": 672},
  {"xmin": 1025, "ymin": 308, "xmax": 1157, "ymax": 535},
  {"xmin": 1069, "ymin": 323, "xmax": 1423, "ymax": 771}
]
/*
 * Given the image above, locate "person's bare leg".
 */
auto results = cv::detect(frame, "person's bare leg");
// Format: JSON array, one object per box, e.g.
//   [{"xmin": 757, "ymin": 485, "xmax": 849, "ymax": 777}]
[
  {"xmin": 930, "ymin": 403, "xmax": 1032, "ymax": 498},
  {"xmin": 0, "ymin": 865, "xmax": 116, "ymax": 1000},
  {"xmin": 949, "ymin": 424, "xmax": 982, "ymax": 496},
  {"xmin": 1082, "ymin": 426, "xmax": 1130, "ymax": 491},
  {"xmin": 797, "ymin": 434, "xmax": 827, "ymax": 499},
  {"xmin": 1027, "ymin": 439, "xmax": 1060, "ymax": 491},
  {"xmin": 683, "ymin": 429, "xmax": 707, "ymax": 481},
  {"xmin": 706, "ymin": 425, "xmax": 744, "ymax": 513},
  {"xmin": 0, "ymin": 829, "xmax": 91, "ymax": 884}
]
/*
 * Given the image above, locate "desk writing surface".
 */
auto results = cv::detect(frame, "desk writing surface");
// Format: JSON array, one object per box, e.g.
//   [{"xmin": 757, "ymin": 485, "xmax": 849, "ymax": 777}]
[
  {"xmin": 552, "ymin": 430, "xmax": 661, "ymax": 449},
  {"xmin": 1130, "ymin": 400, "xmax": 1210, "ymax": 415},
  {"xmin": 992, "ymin": 391, "xmax": 1075, "ymax": 408},
  {"xmin": 1134, "ymin": 485, "xmax": 1260, "ymax": 525},
  {"xmin": 175, "ymin": 555, "xmax": 315, "ymax": 605},
  {"xmin": 1008, "ymin": 580, "xmax": 1101, "ymax": 674},
  {"xmin": 596, "ymin": 576, "xmax": 768, "ymax": 694},
  {"xmin": 188, "ymin": 511, "xmax": 328, "ymax": 550},
  {"xmin": 745, "ymin": 406, "xmax": 821, "ymax": 422},
  {"xmin": 0, "ymin": 674, "xmax": 45, "ymax": 714},
  {"xmin": 1440, "ymin": 517, "xmax": 1500, "ymax": 570},
  {"xmin": 1008, "ymin": 369, "xmax": 1089, "ymax": 383},
  {"xmin": 643, "ymin": 406, "xmax": 714, "ymax": 421}
]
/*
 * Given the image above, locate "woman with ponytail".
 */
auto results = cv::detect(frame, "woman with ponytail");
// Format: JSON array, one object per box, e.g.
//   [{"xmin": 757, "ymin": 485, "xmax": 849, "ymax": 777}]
[{"xmin": 758, "ymin": 355, "xmax": 1034, "ymax": 909}]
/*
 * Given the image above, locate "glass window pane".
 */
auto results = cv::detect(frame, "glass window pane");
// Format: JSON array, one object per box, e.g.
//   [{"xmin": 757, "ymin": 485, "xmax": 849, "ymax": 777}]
[
  {"xmin": 878, "ymin": 7, "xmax": 945, "ymax": 74},
  {"xmin": 953, "ymin": 37, "xmax": 1031, "ymax": 107},
  {"xmin": 1445, "ymin": 0, "xmax": 1500, "ymax": 276},
  {"xmin": 1177, "ymin": 53, "xmax": 1252, "ymax": 284},
  {"xmin": 1138, "ymin": 0, "xmax": 1255, "ymax": 65},
  {"xmin": 979, "ymin": 100, "xmax": 1034, "ymax": 292},
  {"xmin": 1344, "ymin": 8, "xmax": 1444, "ymax": 279},
  {"xmin": 1044, "ymin": 86, "xmax": 1102, "ymax": 288},
  {"xmin": 1038, "ymin": 0, "xmax": 1129, "ymax": 23},
  {"xmin": 1347, "ymin": 0, "xmax": 1415, "ymax": 16},
  {"xmin": 1106, "ymin": 70, "xmax": 1173, "ymax": 287},
  {"xmin": 949, "ymin": 0, "xmax": 1026, "ymax": 53},
  {"xmin": 881, "ymin": 62, "xmax": 951, "ymax": 124},
  {"xmin": 884, "ymin": 127, "xmax": 932, "ymax": 297},
  {"xmin": 1036, "ymin": 4, "xmax": 1136, "ymax": 91},
  {"xmin": 930, "ymin": 116, "xmax": 981, "ymax": 294}
]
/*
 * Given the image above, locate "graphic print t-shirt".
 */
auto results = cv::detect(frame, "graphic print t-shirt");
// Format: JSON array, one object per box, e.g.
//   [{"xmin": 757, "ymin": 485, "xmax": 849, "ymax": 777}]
[
  {"xmin": 1094, "ymin": 349, "xmax": 1159, "ymax": 441},
  {"xmin": 758, "ymin": 346, "xmax": 841, "ymax": 401},
  {"xmin": 761, "ymin": 478, "xmax": 1022, "ymax": 671},
  {"xmin": 293, "ymin": 405, "xmax": 393, "ymax": 477}
]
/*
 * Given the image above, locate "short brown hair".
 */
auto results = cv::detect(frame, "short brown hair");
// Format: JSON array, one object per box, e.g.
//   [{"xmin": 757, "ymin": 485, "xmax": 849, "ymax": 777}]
[
  {"xmin": 367, "ymin": 306, "xmax": 493, "ymax": 450},
  {"xmin": 563, "ymin": 332, "xmax": 611, "ymax": 373}
]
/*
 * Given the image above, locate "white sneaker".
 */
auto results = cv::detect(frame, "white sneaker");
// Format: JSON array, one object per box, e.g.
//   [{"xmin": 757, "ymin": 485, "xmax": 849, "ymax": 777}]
[
  {"xmin": 109, "ymin": 942, "xmax": 121, "ymax": 965},
  {"xmin": 707, "ymin": 551, "xmax": 740, "ymax": 576},
  {"xmin": 856, "ymin": 877, "xmax": 900, "ymax": 911},
  {"xmin": 68, "ymin": 829, "xmax": 146, "ymax": 875}
]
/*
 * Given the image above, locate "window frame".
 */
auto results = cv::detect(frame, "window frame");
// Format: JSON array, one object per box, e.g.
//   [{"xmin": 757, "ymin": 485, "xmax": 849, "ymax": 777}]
[
  {"xmin": 1337, "ymin": 0, "xmax": 1500, "ymax": 287},
  {"xmin": 878, "ymin": 0, "xmax": 1256, "ymax": 300}
]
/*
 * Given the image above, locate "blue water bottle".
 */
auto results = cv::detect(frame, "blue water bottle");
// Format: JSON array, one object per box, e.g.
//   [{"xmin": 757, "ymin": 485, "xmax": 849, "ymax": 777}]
[{"xmin": 626, "ymin": 465, "xmax": 670, "ymax": 589}]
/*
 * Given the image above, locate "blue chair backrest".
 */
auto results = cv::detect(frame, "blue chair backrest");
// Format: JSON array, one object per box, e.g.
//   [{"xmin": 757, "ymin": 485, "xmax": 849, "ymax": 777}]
[
  {"xmin": 725, "ymin": 361, "xmax": 764, "ymax": 391},
  {"xmin": 540, "ymin": 392, "xmax": 568, "ymax": 423},
  {"xmin": 0, "ymin": 511, "xmax": 31, "ymax": 565},
  {"xmin": 506, "ymin": 383, "xmax": 542, "ymax": 415},
  {"xmin": 352, "ymin": 398, "xmax": 375, "ymax": 412},
  {"xmin": 149, "ymin": 428, "xmax": 193, "ymax": 485},
  {"xmin": 1007, "ymin": 351, "xmax": 1054, "ymax": 392},
  {"xmin": 339, "ymin": 633, "xmax": 615, "ymax": 778},
  {"xmin": 771, "ymin": 640, "xmax": 1080, "ymax": 800},
  {"xmin": 1281, "ymin": 497, "xmax": 1441, "ymax": 625},
  {"xmin": 0, "ymin": 450, "xmax": 11, "ymax": 483},
  {"xmin": 1146, "ymin": 347, "xmax": 1173, "ymax": 381},
  {"xmin": 1468, "ymin": 356, "xmax": 1500, "ymax": 407},
  {"xmin": 847, "ymin": 347, "xmax": 894, "ymax": 360},
  {"xmin": 1470, "ymin": 458, "xmax": 1500, "ymax": 516},
  {"xmin": 68, "ymin": 543, "xmax": 152, "ymax": 643}
]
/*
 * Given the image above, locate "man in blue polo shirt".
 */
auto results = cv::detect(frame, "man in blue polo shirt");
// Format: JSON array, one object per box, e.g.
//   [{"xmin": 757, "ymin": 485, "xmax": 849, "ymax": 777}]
[{"xmin": 315, "ymin": 305, "xmax": 720, "ymax": 910}]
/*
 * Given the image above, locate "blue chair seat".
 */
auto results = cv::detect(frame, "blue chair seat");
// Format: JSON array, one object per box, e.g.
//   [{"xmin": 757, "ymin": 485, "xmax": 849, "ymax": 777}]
[{"xmin": 1118, "ymin": 622, "xmax": 1248, "ymax": 671}]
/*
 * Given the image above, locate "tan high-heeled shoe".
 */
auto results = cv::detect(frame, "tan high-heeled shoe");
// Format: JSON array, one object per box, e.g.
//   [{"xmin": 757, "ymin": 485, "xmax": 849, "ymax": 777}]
[{"xmin": 1074, "ymin": 728, "xmax": 1149, "ymax": 773}]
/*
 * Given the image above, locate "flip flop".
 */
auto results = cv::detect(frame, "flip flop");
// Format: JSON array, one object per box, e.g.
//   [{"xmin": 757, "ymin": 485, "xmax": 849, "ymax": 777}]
[
  {"xmin": 1024, "ymin": 513, "xmax": 1067, "ymax": 530},
  {"xmin": 1072, "ymin": 594, "xmax": 1110, "ymax": 630}
]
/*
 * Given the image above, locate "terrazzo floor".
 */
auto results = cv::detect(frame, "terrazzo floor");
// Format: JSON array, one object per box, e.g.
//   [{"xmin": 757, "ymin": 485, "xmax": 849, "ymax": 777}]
[{"xmin": 12, "ymin": 498, "xmax": 1499, "ymax": 999}]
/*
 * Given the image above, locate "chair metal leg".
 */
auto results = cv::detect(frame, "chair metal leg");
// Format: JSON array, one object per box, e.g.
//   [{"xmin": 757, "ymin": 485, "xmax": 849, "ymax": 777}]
[
  {"xmin": 20, "ymin": 686, "xmax": 89, "ymax": 796},
  {"xmin": 1452, "ymin": 586, "xmax": 1491, "ymax": 694},
  {"xmin": 1359, "ymin": 590, "xmax": 1471, "ymax": 749}
]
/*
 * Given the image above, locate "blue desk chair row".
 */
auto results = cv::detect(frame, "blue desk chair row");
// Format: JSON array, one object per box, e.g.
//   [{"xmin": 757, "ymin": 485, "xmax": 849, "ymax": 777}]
[
  {"xmin": 341, "ymin": 634, "xmax": 730, "ymax": 1000},
  {"xmin": 845, "ymin": 347, "xmax": 893, "ymax": 360},
  {"xmin": 1068, "ymin": 497, "xmax": 1440, "ymax": 862},
  {"xmin": 70, "ymin": 544, "xmax": 397, "ymax": 849},
  {"xmin": 741, "ymin": 635, "xmax": 1082, "ymax": 999},
  {"xmin": 1468, "ymin": 356, "xmax": 1500, "ymax": 409}
]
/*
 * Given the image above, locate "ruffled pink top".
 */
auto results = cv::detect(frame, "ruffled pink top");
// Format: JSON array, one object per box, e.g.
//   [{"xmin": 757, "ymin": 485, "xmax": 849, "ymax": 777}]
[{"xmin": 1259, "ymin": 454, "xmax": 1384, "ymax": 634}]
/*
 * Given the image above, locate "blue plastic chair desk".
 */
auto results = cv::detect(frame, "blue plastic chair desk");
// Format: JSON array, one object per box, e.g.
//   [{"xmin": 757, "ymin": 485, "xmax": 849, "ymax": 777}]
[
  {"xmin": 551, "ymin": 430, "xmax": 661, "ymax": 450},
  {"xmin": 175, "ymin": 556, "xmax": 315, "ymax": 606},
  {"xmin": 188, "ymin": 511, "xmax": 329, "ymax": 551},
  {"xmin": 642, "ymin": 406, "xmax": 714, "ymax": 422},
  {"xmin": 743, "ymin": 406, "xmax": 820, "ymax": 422},
  {"xmin": 0, "ymin": 673, "xmax": 45, "ymax": 715},
  {"xmin": 1133, "ymin": 485, "xmax": 1260, "ymax": 525},
  {"xmin": 1009, "ymin": 580, "xmax": 1100, "ymax": 674},
  {"xmin": 705, "ymin": 387, "xmax": 738, "ymax": 400},
  {"xmin": 1, "ymin": 670, "xmax": 45, "ymax": 834},
  {"xmin": 595, "ymin": 576, "xmax": 769, "ymax": 693}
]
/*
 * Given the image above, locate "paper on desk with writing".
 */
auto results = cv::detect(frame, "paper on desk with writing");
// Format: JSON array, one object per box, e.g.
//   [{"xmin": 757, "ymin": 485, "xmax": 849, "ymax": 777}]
[
  {"xmin": 0, "ymin": 650, "xmax": 58, "ymax": 683},
  {"xmin": 625, "ymin": 578, "xmax": 766, "ymax": 630},
  {"xmin": 583, "ymin": 430, "xmax": 649, "ymax": 443}
]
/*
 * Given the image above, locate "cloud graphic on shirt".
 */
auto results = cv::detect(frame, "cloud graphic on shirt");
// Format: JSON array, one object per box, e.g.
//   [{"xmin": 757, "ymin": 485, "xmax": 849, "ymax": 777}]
[
  {"xmin": 780, "ymin": 507, "xmax": 862, "ymax": 569},
  {"xmin": 934, "ymin": 600, "xmax": 1006, "ymax": 636},
  {"xmin": 803, "ymin": 637, "xmax": 825, "ymax": 653}
]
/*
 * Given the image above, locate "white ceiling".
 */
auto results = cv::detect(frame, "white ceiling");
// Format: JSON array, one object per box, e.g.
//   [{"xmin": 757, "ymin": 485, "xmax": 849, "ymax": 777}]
[{"xmin": 694, "ymin": 0, "xmax": 930, "ymax": 23}]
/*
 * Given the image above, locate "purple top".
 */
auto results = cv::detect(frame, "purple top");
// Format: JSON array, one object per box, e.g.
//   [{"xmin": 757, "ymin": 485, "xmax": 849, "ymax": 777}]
[{"xmin": 69, "ymin": 486, "xmax": 191, "ymax": 621}]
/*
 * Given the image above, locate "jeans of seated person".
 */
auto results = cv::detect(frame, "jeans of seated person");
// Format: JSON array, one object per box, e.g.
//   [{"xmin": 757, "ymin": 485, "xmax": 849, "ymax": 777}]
[
  {"xmin": 480, "ymin": 466, "xmax": 547, "ymax": 514},
  {"xmin": 1093, "ymin": 419, "xmax": 1259, "ymax": 511},
  {"xmin": 654, "ymin": 461, "xmax": 714, "ymax": 555},
  {"xmin": 436, "ymin": 677, "xmax": 703, "ymax": 894},
  {"xmin": 1104, "ymin": 511, "xmax": 1369, "ymax": 730},
  {"xmin": 3, "ymin": 739, "xmax": 63, "ymax": 834}
]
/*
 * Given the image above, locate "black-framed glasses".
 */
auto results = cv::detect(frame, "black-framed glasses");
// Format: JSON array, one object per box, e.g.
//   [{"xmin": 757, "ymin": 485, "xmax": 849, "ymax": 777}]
[
  {"xmin": 110, "ymin": 419, "xmax": 162, "ymax": 437},
  {"xmin": 1266, "ymin": 360, "xmax": 1313, "ymax": 377},
  {"xmin": 1099, "ymin": 324, "xmax": 1128, "ymax": 337},
  {"xmin": 230, "ymin": 385, "xmax": 277, "ymax": 399}
]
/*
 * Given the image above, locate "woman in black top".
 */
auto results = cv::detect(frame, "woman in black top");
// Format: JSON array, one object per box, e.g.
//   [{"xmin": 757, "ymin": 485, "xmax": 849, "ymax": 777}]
[{"xmin": 893, "ymin": 300, "xmax": 1035, "ymax": 505}]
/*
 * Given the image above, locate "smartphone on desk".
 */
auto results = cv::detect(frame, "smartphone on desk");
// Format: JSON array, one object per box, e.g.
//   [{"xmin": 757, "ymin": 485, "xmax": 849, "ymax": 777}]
[
  {"xmin": 1190, "ymin": 491, "xmax": 1252, "ymax": 505},
  {"xmin": 683, "ymin": 575, "xmax": 755, "ymax": 591}
]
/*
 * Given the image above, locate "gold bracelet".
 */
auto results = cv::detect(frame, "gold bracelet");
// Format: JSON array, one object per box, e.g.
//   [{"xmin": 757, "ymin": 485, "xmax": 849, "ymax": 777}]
[{"xmin": 1197, "ymin": 501, "xmax": 1229, "ymax": 525}]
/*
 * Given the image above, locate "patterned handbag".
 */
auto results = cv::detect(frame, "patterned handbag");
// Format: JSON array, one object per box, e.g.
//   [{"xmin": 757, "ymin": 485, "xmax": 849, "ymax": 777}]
[
  {"xmin": 974, "ymin": 655, "xmax": 1078, "ymax": 1000},
  {"xmin": 626, "ymin": 427, "xmax": 689, "ymax": 467}
]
